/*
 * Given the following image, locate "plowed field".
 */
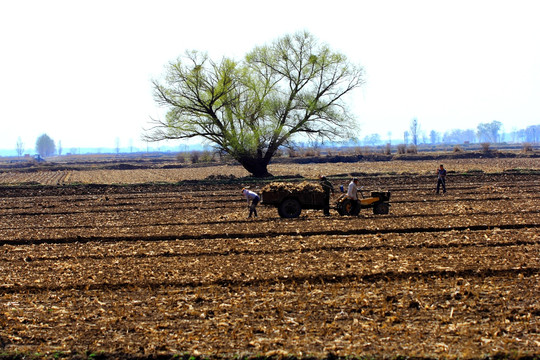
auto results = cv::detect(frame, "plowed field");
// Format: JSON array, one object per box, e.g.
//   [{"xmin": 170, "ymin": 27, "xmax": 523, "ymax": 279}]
[{"xmin": 0, "ymin": 161, "xmax": 539, "ymax": 359}]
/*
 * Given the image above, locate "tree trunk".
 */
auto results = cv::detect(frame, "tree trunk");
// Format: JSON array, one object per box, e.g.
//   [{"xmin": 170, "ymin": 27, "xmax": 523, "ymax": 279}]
[{"xmin": 237, "ymin": 156, "xmax": 272, "ymax": 178}]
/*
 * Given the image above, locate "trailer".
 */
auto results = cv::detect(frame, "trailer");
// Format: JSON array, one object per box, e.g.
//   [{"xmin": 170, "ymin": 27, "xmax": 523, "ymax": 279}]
[
  {"xmin": 261, "ymin": 182, "xmax": 325, "ymax": 218},
  {"xmin": 261, "ymin": 182, "xmax": 391, "ymax": 218}
]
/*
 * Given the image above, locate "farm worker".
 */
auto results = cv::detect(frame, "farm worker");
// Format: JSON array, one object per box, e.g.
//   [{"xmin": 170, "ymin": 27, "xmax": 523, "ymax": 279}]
[
  {"xmin": 242, "ymin": 188, "xmax": 260, "ymax": 218},
  {"xmin": 347, "ymin": 178, "xmax": 360, "ymax": 214},
  {"xmin": 436, "ymin": 164, "xmax": 447, "ymax": 194},
  {"xmin": 319, "ymin": 175, "xmax": 335, "ymax": 216},
  {"xmin": 347, "ymin": 178, "xmax": 359, "ymax": 200}
]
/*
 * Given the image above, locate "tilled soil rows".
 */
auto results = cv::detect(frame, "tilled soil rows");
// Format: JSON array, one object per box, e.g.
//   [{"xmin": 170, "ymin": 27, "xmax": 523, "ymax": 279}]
[{"xmin": 0, "ymin": 168, "xmax": 538, "ymax": 359}]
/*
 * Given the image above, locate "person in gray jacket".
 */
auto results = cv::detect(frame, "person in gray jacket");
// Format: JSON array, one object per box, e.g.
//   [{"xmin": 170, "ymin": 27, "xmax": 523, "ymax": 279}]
[{"xmin": 436, "ymin": 164, "xmax": 447, "ymax": 194}]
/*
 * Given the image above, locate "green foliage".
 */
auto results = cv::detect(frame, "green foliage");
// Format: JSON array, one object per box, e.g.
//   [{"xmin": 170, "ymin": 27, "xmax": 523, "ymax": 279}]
[{"xmin": 146, "ymin": 31, "xmax": 363, "ymax": 176}]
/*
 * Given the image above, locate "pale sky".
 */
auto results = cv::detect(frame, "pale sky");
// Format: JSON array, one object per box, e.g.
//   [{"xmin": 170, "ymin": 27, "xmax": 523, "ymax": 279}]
[{"xmin": 1, "ymin": 0, "xmax": 539, "ymax": 153}]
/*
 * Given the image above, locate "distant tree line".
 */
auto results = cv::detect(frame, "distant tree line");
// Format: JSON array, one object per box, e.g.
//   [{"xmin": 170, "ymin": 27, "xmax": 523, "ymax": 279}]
[
  {"xmin": 360, "ymin": 120, "xmax": 539, "ymax": 146},
  {"xmin": 509, "ymin": 124, "xmax": 540, "ymax": 143},
  {"xmin": 13, "ymin": 133, "xmax": 58, "ymax": 158},
  {"xmin": 14, "ymin": 121, "xmax": 539, "ymax": 159},
  {"xmin": 437, "ymin": 121, "xmax": 539, "ymax": 145}
]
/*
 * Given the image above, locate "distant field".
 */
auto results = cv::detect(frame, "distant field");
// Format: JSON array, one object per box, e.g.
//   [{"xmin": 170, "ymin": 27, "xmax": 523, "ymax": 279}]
[{"xmin": 0, "ymin": 157, "xmax": 538, "ymax": 185}]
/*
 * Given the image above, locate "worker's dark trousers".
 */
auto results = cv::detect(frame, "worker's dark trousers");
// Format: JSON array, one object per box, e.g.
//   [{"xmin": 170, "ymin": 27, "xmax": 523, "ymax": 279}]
[
  {"xmin": 249, "ymin": 197, "xmax": 259, "ymax": 217},
  {"xmin": 351, "ymin": 200, "xmax": 360, "ymax": 215},
  {"xmin": 323, "ymin": 196, "xmax": 330, "ymax": 215},
  {"xmin": 436, "ymin": 178, "xmax": 446, "ymax": 194}
]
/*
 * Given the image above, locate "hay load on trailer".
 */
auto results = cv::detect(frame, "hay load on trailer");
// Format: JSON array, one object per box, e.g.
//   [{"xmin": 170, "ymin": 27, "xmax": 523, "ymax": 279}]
[{"xmin": 261, "ymin": 181, "xmax": 325, "ymax": 218}]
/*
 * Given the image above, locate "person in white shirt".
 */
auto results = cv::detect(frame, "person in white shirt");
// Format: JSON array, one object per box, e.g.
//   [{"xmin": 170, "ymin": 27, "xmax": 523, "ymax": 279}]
[
  {"xmin": 347, "ymin": 178, "xmax": 360, "ymax": 215},
  {"xmin": 242, "ymin": 188, "xmax": 260, "ymax": 218},
  {"xmin": 347, "ymin": 178, "xmax": 359, "ymax": 200}
]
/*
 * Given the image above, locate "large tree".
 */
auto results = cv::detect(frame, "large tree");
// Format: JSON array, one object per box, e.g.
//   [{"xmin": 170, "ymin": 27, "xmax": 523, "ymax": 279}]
[
  {"xmin": 35, "ymin": 133, "xmax": 56, "ymax": 157},
  {"xmin": 145, "ymin": 31, "xmax": 364, "ymax": 177}
]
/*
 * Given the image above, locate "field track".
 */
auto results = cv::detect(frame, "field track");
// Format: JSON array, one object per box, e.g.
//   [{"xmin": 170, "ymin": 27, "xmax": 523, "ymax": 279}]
[{"xmin": 0, "ymin": 166, "xmax": 539, "ymax": 358}]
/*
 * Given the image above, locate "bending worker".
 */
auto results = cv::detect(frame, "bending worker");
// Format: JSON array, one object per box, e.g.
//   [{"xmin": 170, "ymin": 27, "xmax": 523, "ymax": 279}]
[{"xmin": 242, "ymin": 188, "xmax": 260, "ymax": 218}]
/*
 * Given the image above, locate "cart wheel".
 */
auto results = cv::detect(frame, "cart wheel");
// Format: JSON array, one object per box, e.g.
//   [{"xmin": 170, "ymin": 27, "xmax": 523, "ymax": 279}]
[
  {"xmin": 278, "ymin": 198, "xmax": 302, "ymax": 218},
  {"xmin": 336, "ymin": 196, "xmax": 347, "ymax": 216},
  {"xmin": 373, "ymin": 202, "xmax": 390, "ymax": 215}
]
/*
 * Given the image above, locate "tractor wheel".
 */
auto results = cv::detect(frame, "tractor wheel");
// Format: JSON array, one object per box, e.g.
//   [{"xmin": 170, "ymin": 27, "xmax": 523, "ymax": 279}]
[
  {"xmin": 373, "ymin": 202, "xmax": 390, "ymax": 215},
  {"xmin": 278, "ymin": 198, "xmax": 302, "ymax": 218},
  {"xmin": 337, "ymin": 198, "xmax": 359, "ymax": 216}
]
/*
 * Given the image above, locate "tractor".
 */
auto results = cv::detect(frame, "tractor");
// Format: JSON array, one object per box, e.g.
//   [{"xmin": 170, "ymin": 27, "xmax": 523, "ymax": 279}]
[{"xmin": 335, "ymin": 190, "xmax": 391, "ymax": 216}]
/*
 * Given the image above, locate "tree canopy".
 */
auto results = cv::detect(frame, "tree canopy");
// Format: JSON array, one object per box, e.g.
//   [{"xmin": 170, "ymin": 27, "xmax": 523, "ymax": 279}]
[
  {"xmin": 35, "ymin": 133, "xmax": 55, "ymax": 157},
  {"xmin": 477, "ymin": 121, "xmax": 503, "ymax": 143},
  {"xmin": 145, "ymin": 31, "xmax": 364, "ymax": 177}
]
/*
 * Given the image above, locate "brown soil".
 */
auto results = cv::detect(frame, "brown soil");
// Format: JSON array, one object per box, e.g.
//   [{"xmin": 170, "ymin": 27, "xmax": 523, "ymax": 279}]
[{"xmin": 0, "ymin": 167, "xmax": 538, "ymax": 359}]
